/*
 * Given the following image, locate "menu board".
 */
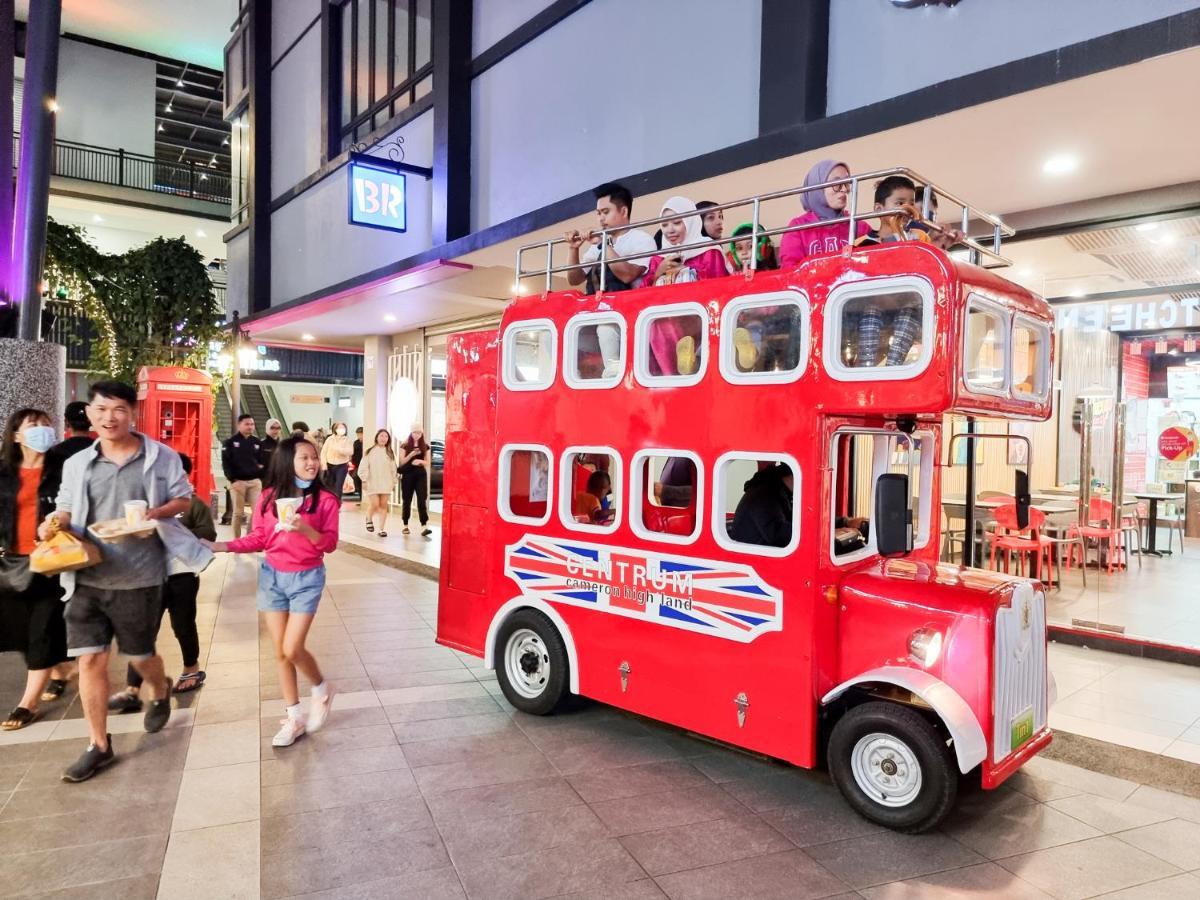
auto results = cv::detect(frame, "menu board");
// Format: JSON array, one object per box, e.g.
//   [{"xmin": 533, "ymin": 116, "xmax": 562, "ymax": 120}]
[{"xmin": 1167, "ymin": 366, "xmax": 1200, "ymax": 399}]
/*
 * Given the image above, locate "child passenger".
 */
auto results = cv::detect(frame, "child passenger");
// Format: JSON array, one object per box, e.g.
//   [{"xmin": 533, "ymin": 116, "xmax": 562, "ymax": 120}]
[
  {"xmin": 778, "ymin": 159, "xmax": 871, "ymax": 269},
  {"xmin": 206, "ymin": 436, "xmax": 339, "ymax": 747}
]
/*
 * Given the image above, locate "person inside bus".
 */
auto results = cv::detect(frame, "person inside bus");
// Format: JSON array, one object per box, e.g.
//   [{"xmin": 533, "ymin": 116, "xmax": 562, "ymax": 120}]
[
  {"xmin": 697, "ymin": 200, "xmax": 725, "ymax": 242},
  {"xmin": 778, "ymin": 159, "xmax": 871, "ymax": 269},
  {"xmin": 729, "ymin": 463, "xmax": 793, "ymax": 548},
  {"xmin": 565, "ymin": 182, "xmax": 657, "ymax": 377},
  {"xmin": 654, "ymin": 456, "xmax": 695, "ymax": 509},
  {"xmin": 573, "ymin": 470, "xmax": 615, "ymax": 525}
]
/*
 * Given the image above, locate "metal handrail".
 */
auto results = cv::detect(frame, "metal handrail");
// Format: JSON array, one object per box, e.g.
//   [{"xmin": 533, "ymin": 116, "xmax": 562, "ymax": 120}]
[{"xmin": 515, "ymin": 166, "xmax": 1016, "ymax": 293}]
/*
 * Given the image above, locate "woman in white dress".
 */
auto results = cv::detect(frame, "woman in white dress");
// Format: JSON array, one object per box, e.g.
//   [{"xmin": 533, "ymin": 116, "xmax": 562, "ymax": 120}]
[{"xmin": 358, "ymin": 429, "xmax": 398, "ymax": 537}]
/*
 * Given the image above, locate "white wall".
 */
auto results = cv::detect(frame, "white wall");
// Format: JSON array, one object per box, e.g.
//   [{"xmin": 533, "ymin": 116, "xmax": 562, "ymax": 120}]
[
  {"xmin": 273, "ymin": 0, "xmax": 321, "ymax": 63},
  {"xmin": 270, "ymin": 110, "xmax": 435, "ymax": 306},
  {"xmin": 56, "ymin": 38, "xmax": 156, "ymax": 155},
  {"xmin": 472, "ymin": 0, "xmax": 555, "ymax": 56},
  {"xmin": 470, "ymin": 0, "xmax": 762, "ymax": 231},
  {"xmin": 225, "ymin": 229, "xmax": 250, "ymax": 319},
  {"xmin": 827, "ymin": 0, "xmax": 1200, "ymax": 115},
  {"xmin": 271, "ymin": 20, "xmax": 323, "ymax": 199}
]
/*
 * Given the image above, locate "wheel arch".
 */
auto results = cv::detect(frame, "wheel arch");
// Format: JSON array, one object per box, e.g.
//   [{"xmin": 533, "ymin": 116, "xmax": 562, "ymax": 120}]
[
  {"xmin": 821, "ymin": 665, "xmax": 987, "ymax": 774},
  {"xmin": 484, "ymin": 597, "xmax": 581, "ymax": 694}
]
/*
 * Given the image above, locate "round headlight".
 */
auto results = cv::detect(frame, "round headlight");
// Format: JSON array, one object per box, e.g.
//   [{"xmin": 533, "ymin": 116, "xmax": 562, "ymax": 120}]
[{"xmin": 909, "ymin": 627, "xmax": 943, "ymax": 668}]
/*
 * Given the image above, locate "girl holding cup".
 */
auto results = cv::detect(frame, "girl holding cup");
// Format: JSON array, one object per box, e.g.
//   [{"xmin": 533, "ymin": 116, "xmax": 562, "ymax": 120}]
[{"xmin": 205, "ymin": 437, "xmax": 339, "ymax": 746}]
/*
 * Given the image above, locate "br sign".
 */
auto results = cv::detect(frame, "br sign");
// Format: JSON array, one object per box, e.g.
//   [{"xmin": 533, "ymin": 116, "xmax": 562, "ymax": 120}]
[{"xmin": 349, "ymin": 159, "xmax": 407, "ymax": 233}]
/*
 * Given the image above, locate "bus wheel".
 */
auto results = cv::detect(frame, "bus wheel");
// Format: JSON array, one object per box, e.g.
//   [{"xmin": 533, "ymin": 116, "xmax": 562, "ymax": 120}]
[
  {"xmin": 495, "ymin": 609, "xmax": 570, "ymax": 715},
  {"xmin": 828, "ymin": 701, "xmax": 957, "ymax": 833}
]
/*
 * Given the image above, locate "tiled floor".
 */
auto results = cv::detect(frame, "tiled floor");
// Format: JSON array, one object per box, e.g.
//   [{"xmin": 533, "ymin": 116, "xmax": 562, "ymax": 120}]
[{"xmin": 2, "ymin": 542, "xmax": 1200, "ymax": 897}]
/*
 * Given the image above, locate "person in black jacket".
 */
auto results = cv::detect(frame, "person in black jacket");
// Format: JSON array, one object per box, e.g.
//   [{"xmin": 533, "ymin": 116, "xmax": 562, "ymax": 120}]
[
  {"xmin": 729, "ymin": 464, "xmax": 794, "ymax": 548},
  {"xmin": 41, "ymin": 400, "xmax": 93, "ymax": 504},
  {"xmin": 0, "ymin": 407, "xmax": 70, "ymax": 730},
  {"xmin": 221, "ymin": 414, "xmax": 264, "ymax": 539},
  {"xmin": 350, "ymin": 426, "xmax": 364, "ymax": 503}
]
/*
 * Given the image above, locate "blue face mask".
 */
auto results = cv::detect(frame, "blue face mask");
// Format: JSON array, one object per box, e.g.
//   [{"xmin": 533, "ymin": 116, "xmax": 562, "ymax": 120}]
[
  {"xmin": 294, "ymin": 476, "xmax": 314, "ymax": 489},
  {"xmin": 22, "ymin": 425, "xmax": 56, "ymax": 454}
]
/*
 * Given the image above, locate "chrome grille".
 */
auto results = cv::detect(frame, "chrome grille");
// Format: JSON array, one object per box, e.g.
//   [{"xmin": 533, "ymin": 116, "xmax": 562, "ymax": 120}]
[{"xmin": 992, "ymin": 581, "xmax": 1049, "ymax": 764}]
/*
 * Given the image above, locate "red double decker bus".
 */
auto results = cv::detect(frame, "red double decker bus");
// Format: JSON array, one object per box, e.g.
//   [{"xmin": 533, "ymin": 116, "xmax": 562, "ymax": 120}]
[{"xmin": 435, "ymin": 171, "xmax": 1055, "ymax": 832}]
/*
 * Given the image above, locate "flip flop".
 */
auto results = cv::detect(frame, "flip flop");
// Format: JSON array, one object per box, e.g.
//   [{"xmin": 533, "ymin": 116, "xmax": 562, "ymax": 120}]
[
  {"xmin": 40, "ymin": 679, "xmax": 69, "ymax": 703},
  {"xmin": 173, "ymin": 671, "xmax": 206, "ymax": 694},
  {"xmin": 2, "ymin": 706, "xmax": 41, "ymax": 731}
]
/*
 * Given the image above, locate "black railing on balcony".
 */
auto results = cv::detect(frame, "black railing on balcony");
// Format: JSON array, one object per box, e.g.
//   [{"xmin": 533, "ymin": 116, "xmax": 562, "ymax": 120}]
[{"xmin": 14, "ymin": 133, "xmax": 234, "ymax": 205}]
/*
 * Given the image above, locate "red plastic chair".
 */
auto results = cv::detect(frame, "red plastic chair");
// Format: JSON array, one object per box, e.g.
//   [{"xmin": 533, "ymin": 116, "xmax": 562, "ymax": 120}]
[
  {"xmin": 1066, "ymin": 497, "xmax": 1130, "ymax": 574},
  {"xmin": 989, "ymin": 503, "xmax": 1053, "ymax": 583}
]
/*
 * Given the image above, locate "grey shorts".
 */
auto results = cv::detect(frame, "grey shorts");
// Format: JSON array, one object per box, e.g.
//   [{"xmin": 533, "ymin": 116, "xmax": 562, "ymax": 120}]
[{"xmin": 65, "ymin": 583, "xmax": 163, "ymax": 659}]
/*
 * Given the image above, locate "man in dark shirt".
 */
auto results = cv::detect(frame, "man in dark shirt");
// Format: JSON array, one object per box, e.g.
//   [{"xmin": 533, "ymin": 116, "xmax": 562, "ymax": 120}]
[
  {"xmin": 221, "ymin": 415, "xmax": 264, "ymax": 539},
  {"xmin": 729, "ymin": 464, "xmax": 793, "ymax": 548},
  {"xmin": 350, "ymin": 426, "xmax": 364, "ymax": 500},
  {"xmin": 42, "ymin": 401, "xmax": 94, "ymax": 503}
]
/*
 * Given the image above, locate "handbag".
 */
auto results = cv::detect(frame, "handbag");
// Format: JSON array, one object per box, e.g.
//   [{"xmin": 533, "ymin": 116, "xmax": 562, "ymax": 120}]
[{"xmin": 0, "ymin": 546, "xmax": 32, "ymax": 593}]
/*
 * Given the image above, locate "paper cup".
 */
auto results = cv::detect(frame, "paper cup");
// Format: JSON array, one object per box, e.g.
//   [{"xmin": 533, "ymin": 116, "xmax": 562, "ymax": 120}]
[
  {"xmin": 124, "ymin": 500, "xmax": 148, "ymax": 525},
  {"xmin": 276, "ymin": 497, "xmax": 302, "ymax": 527}
]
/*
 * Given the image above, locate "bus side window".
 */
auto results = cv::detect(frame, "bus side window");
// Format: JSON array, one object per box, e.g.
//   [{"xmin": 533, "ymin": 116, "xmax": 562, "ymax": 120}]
[
  {"xmin": 633, "ymin": 452, "xmax": 701, "ymax": 542},
  {"xmin": 1012, "ymin": 317, "xmax": 1049, "ymax": 400},
  {"xmin": 503, "ymin": 322, "xmax": 556, "ymax": 390},
  {"xmin": 636, "ymin": 304, "xmax": 708, "ymax": 383},
  {"xmin": 721, "ymin": 293, "xmax": 809, "ymax": 381},
  {"xmin": 566, "ymin": 316, "xmax": 625, "ymax": 386},
  {"xmin": 500, "ymin": 446, "xmax": 552, "ymax": 524},
  {"xmin": 965, "ymin": 298, "xmax": 1008, "ymax": 393},
  {"xmin": 831, "ymin": 432, "xmax": 928, "ymax": 561},
  {"xmin": 561, "ymin": 449, "xmax": 620, "ymax": 532},
  {"xmin": 715, "ymin": 455, "xmax": 799, "ymax": 554},
  {"xmin": 838, "ymin": 290, "xmax": 924, "ymax": 369}
]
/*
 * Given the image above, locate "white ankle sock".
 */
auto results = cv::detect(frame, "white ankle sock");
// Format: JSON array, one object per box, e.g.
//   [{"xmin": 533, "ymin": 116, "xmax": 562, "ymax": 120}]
[
  {"xmin": 311, "ymin": 681, "xmax": 328, "ymax": 698},
  {"xmin": 286, "ymin": 703, "xmax": 303, "ymax": 720}
]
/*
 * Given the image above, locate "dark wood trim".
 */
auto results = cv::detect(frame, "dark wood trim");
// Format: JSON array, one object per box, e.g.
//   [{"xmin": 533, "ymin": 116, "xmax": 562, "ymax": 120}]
[
  {"xmin": 270, "ymin": 96, "xmax": 433, "ymax": 211},
  {"xmin": 759, "ymin": 0, "xmax": 828, "ymax": 135},
  {"xmin": 223, "ymin": 219, "xmax": 251, "ymax": 243},
  {"xmin": 432, "ymin": 0, "xmax": 472, "ymax": 243},
  {"xmin": 247, "ymin": 0, "xmax": 272, "ymax": 314},
  {"xmin": 470, "ymin": 0, "xmax": 592, "ymax": 78},
  {"xmin": 21, "ymin": 28, "xmax": 224, "ymax": 77},
  {"xmin": 319, "ymin": 1, "xmax": 340, "ymax": 164},
  {"xmin": 271, "ymin": 11, "xmax": 320, "ymax": 71}
]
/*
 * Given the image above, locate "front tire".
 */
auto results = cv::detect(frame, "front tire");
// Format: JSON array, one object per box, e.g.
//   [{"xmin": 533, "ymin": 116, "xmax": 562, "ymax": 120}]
[
  {"xmin": 828, "ymin": 701, "xmax": 957, "ymax": 833},
  {"xmin": 495, "ymin": 609, "xmax": 570, "ymax": 715}
]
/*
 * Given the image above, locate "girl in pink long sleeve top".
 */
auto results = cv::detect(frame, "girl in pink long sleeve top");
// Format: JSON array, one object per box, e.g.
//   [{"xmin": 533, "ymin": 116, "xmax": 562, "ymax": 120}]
[
  {"xmin": 779, "ymin": 159, "xmax": 870, "ymax": 269},
  {"xmin": 209, "ymin": 436, "xmax": 340, "ymax": 748}
]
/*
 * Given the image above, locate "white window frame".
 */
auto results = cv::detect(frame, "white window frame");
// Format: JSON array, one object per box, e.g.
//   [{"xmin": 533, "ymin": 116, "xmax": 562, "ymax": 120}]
[
  {"xmin": 719, "ymin": 290, "xmax": 810, "ymax": 385},
  {"xmin": 633, "ymin": 301, "xmax": 710, "ymax": 388},
  {"xmin": 827, "ymin": 428, "xmax": 934, "ymax": 567},
  {"xmin": 962, "ymin": 295, "xmax": 1010, "ymax": 397},
  {"xmin": 558, "ymin": 446, "xmax": 623, "ymax": 535},
  {"xmin": 562, "ymin": 312, "xmax": 625, "ymax": 390},
  {"xmin": 497, "ymin": 443, "xmax": 554, "ymax": 526},
  {"xmin": 629, "ymin": 448, "xmax": 704, "ymax": 545},
  {"xmin": 711, "ymin": 451, "xmax": 801, "ymax": 558},
  {"xmin": 501, "ymin": 319, "xmax": 557, "ymax": 392},
  {"xmin": 823, "ymin": 275, "xmax": 936, "ymax": 382},
  {"xmin": 1010, "ymin": 314, "xmax": 1051, "ymax": 403}
]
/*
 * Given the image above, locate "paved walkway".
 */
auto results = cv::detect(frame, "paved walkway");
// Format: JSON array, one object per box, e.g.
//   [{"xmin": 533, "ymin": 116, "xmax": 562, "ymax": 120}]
[{"xmin": 2, "ymin": 547, "xmax": 1200, "ymax": 898}]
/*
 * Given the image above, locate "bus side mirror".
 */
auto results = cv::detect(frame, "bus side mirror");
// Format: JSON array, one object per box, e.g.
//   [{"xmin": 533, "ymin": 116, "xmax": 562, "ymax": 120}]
[
  {"xmin": 876, "ymin": 473, "xmax": 914, "ymax": 556},
  {"xmin": 1015, "ymin": 469, "xmax": 1031, "ymax": 530}
]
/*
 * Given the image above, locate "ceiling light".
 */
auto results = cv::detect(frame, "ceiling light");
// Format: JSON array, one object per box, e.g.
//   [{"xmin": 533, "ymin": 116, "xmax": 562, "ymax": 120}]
[
  {"xmin": 47, "ymin": 100, "xmax": 59, "ymax": 113},
  {"xmin": 1136, "ymin": 222, "xmax": 1160, "ymax": 233},
  {"xmin": 200, "ymin": 173, "xmax": 208, "ymax": 180},
  {"xmin": 92, "ymin": 214, "xmax": 103, "ymax": 223},
  {"xmin": 196, "ymin": 229, "xmax": 207, "ymax": 238},
  {"xmin": 383, "ymin": 313, "xmax": 397, "ymax": 322},
  {"xmin": 176, "ymin": 79, "xmax": 184, "ymax": 87},
  {"xmin": 222, "ymin": 137, "xmax": 229, "ymax": 146},
  {"xmin": 1158, "ymin": 233, "xmax": 1178, "ymax": 247},
  {"xmin": 166, "ymin": 104, "xmax": 173, "ymax": 113},
  {"xmin": 1015, "ymin": 266, "xmax": 1035, "ymax": 280},
  {"xmin": 1042, "ymin": 154, "xmax": 1078, "ymax": 176},
  {"xmin": 301, "ymin": 333, "xmax": 315, "ymax": 342}
]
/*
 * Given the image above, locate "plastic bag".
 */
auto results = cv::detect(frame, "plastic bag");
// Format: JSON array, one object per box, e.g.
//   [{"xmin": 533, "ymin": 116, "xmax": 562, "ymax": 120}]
[{"xmin": 30, "ymin": 529, "xmax": 102, "ymax": 575}]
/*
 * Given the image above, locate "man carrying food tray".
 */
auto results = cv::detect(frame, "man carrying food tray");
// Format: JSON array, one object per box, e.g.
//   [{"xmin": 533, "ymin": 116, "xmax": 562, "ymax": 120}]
[{"xmin": 38, "ymin": 381, "xmax": 213, "ymax": 783}]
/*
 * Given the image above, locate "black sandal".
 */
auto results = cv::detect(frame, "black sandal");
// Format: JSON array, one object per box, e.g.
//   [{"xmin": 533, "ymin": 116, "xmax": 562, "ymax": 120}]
[
  {"xmin": 174, "ymin": 671, "xmax": 206, "ymax": 693},
  {"xmin": 2, "ymin": 706, "xmax": 40, "ymax": 731},
  {"xmin": 41, "ymin": 679, "xmax": 68, "ymax": 702},
  {"xmin": 365, "ymin": 522, "xmax": 374, "ymax": 532}
]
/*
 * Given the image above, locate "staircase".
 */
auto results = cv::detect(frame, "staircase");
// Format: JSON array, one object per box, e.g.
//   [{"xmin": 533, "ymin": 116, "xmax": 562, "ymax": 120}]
[{"xmin": 241, "ymin": 383, "xmax": 273, "ymax": 430}]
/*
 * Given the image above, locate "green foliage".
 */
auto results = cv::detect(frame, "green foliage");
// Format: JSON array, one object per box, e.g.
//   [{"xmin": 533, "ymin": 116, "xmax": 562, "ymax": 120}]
[{"xmin": 43, "ymin": 219, "xmax": 226, "ymax": 382}]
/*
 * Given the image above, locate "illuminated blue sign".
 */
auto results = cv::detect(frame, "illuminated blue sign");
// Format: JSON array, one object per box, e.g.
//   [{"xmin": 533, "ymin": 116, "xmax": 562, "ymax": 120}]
[{"xmin": 349, "ymin": 159, "xmax": 408, "ymax": 233}]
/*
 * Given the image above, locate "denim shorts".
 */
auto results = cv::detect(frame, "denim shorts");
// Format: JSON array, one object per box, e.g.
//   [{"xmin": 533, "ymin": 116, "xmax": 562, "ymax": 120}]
[{"xmin": 256, "ymin": 562, "xmax": 325, "ymax": 615}]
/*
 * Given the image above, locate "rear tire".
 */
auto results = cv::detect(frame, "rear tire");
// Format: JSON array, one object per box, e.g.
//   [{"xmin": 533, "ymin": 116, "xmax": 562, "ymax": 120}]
[
  {"xmin": 828, "ymin": 701, "xmax": 957, "ymax": 833},
  {"xmin": 494, "ymin": 609, "xmax": 570, "ymax": 715}
]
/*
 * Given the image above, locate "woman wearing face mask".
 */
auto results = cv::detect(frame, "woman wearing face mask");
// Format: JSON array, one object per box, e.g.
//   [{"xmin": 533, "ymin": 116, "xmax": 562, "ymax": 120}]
[
  {"xmin": 778, "ymin": 159, "xmax": 871, "ymax": 269},
  {"xmin": 0, "ymin": 408, "xmax": 71, "ymax": 730},
  {"xmin": 397, "ymin": 424, "xmax": 432, "ymax": 536},
  {"xmin": 319, "ymin": 422, "xmax": 354, "ymax": 504}
]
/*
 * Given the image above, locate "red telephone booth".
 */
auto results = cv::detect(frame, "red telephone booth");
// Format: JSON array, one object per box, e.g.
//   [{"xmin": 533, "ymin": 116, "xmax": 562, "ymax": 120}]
[{"xmin": 136, "ymin": 366, "xmax": 215, "ymax": 498}]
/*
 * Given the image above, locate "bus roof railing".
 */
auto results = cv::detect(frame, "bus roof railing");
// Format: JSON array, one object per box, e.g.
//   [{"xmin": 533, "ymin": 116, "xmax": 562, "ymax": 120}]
[{"xmin": 514, "ymin": 167, "xmax": 1016, "ymax": 293}]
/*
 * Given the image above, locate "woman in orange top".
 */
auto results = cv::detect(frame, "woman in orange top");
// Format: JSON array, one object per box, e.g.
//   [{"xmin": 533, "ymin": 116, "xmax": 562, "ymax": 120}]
[{"xmin": 0, "ymin": 407, "xmax": 70, "ymax": 730}]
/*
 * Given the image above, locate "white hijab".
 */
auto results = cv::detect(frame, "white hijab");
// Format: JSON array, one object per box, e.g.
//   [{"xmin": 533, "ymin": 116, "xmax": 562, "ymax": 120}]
[{"xmin": 659, "ymin": 196, "xmax": 709, "ymax": 262}]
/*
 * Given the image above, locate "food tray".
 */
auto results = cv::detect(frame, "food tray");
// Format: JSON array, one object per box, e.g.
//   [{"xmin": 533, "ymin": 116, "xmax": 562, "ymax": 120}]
[{"xmin": 87, "ymin": 518, "xmax": 157, "ymax": 543}]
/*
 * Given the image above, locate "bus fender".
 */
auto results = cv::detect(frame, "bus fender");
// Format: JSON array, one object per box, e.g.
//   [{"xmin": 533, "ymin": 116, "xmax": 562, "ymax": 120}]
[
  {"xmin": 484, "ymin": 598, "xmax": 581, "ymax": 695},
  {"xmin": 821, "ymin": 665, "xmax": 987, "ymax": 773}
]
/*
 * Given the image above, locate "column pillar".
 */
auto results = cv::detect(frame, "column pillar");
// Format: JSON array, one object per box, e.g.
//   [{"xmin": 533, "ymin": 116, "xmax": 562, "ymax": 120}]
[{"xmin": 362, "ymin": 335, "xmax": 392, "ymax": 434}]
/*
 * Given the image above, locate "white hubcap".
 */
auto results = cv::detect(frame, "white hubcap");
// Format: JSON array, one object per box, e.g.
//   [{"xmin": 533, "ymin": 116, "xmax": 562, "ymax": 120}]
[
  {"xmin": 504, "ymin": 628, "xmax": 549, "ymax": 699},
  {"xmin": 850, "ymin": 732, "xmax": 923, "ymax": 808}
]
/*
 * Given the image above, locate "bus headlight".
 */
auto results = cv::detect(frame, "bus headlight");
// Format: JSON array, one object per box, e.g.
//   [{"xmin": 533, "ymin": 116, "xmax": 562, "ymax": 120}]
[{"xmin": 909, "ymin": 627, "xmax": 943, "ymax": 668}]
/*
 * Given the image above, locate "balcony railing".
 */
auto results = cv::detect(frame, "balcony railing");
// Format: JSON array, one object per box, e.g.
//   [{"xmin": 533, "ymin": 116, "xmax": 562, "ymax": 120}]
[{"xmin": 14, "ymin": 133, "xmax": 234, "ymax": 205}]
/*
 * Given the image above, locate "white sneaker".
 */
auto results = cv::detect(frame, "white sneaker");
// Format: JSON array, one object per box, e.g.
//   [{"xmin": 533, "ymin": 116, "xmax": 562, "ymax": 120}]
[
  {"xmin": 601, "ymin": 360, "xmax": 621, "ymax": 379},
  {"xmin": 307, "ymin": 685, "xmax": 336, "ymax": 734},
  {"xmin": 272, "ymin": 716, "xmax": 306, "ymax": 747}
]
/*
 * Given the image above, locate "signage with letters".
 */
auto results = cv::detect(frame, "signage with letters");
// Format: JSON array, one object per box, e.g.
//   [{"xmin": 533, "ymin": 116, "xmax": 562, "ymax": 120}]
[
  {"xmin": 349, "ymin": 158, "xmax": 408, "ymax": 233},
  {"xmin": 1057, "ymin": 297, "xmax": 1200, "ymax": 333}
]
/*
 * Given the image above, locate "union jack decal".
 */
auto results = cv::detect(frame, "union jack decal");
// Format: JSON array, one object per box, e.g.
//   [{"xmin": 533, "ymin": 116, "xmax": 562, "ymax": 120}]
[{"xmin": 504, "ymin": 535, "xmax": 783, "ymax": 643}]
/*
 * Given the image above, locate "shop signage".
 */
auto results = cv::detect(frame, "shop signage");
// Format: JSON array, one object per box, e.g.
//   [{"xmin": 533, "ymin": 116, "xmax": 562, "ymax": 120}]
[
  {"xmin": 1158, "ymin": 426, "xmax": 1198, "ymax": 462},
  {"xmin": 1057, "ymin": 297, "xmax": 1200, "ymax": 332},
  {"xmin": 349, "ymin": 159, "xmax": 407, "ymax": 233}
]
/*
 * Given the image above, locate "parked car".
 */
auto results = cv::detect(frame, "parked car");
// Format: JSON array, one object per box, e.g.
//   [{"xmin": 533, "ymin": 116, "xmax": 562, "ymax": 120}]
[{"xmin": 430, "ymin": 439, "xmax": 444, "ymax": 499}]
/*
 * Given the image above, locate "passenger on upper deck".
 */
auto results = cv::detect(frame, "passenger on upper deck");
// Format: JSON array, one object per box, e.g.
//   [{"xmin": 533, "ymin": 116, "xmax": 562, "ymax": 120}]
[
  {"xmin": 726, "ymin": 223, "xmax": 778, "ymax": 274},
  {"xmin": 697, "ymin": 200, "xmax": 725, "ymax": 242},
  {"xmin": 908, "ymin": 186, "xmax": 965, "ymax": 250},
  {"xmin": 729, "ymin": 464, "xmax": 793, "ymax": 548},
  {"xmin": 778, "ymin": 160, "xmax": 871, "ymax": 269},
  {"xmin": 853, "ymin": 176, "xmax": 933, "ymax": 247},
  {"xmin": 644, "ymin": 197, "xmax": 731, "ymax": 285},
  {"xmin": 565, "ymin": 182, "xmax": 658, "ymax": 295}
]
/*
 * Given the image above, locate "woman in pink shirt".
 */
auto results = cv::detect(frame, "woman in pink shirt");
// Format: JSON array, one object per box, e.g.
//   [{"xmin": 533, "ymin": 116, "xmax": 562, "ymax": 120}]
[
  {"xmin": 208, "ymin": 437, "xmax": 340, "ymax": 747},
  {"xmin": 778, "ymin": 159, "xmax": 871, "ymax": 269}
]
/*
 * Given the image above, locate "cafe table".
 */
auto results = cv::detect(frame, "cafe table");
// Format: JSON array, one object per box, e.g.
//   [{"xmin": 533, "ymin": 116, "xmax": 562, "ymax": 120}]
[{"xmin": 1132, "ymin": 489, "xmax": 1186, "ymax": 556}]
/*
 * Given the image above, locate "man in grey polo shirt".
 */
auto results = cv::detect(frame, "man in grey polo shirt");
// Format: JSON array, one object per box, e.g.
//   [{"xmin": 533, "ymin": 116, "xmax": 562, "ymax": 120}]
[{"xmin": 42, "ymin": 381, "xmax": 199, "ymax": 783}]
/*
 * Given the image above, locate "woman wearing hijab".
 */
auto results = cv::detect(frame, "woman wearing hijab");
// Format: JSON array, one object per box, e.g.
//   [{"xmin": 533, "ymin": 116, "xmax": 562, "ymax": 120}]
[
  {"xmin": 644, "ymin": 196, "xmax": 730, "ymax": 285},
  {"xmin": 778, "ymin": 160, "xmax": 871, "ymax": 269}
]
